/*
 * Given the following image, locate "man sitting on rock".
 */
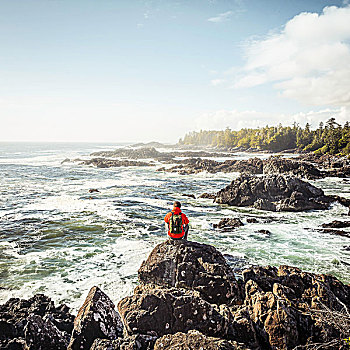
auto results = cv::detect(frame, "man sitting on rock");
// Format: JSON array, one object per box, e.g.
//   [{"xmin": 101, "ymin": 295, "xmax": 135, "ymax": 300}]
[{"xmin": 164, "ymin": 201, "xmax": 189, "ymax": 240}]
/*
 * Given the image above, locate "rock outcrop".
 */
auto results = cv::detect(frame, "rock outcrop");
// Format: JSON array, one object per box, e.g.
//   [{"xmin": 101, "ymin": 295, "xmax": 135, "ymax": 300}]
[
  {"xmin": 262, "ymin": 157, "xmax": 323, "ymax": 179},
  {"xmin": 68, "ymin": 286, "xmax": 123, "ymax": 350},
  {"xmin": 322, "ymin": 220, "xmax": 350, "ymax": 229},
  {"xmin": 215, "ymin": 174, "xmax": 340, "ymax": 212},
  {"xmin": 137, "ymin": 240, "xmax": 242, "ymax": 305},
  {"xmin": 213, "ymin": 218, "xmax": 244, "ymax": 231},
  {"xmin": 0, "ymin": 294, "xmax": 74, "ymax": 349},
  {"xmin": 158, "ymin": 158, "xmax": 263, "ymax": 175},
  {"xmin": 118, "ymin": 240, "xmax": 350, "ymax": 349},
  {"xmin": 91, "ymin": 147, "xmax": 230, "ymax": 162},
  {"xmin": 80, "ymin": 158, "xmax": 152, "ymax": 168}
]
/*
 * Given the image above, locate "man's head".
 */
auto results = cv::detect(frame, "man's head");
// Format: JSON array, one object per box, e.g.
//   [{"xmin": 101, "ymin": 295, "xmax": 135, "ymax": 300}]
[{"xmin": 173, "ymin": 201, "xmax": 181, "ymax": 209}]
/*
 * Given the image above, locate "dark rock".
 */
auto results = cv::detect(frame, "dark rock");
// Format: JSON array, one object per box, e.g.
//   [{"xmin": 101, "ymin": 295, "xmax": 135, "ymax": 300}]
[
  {"xmin": 215, "ymin": 174, "xmax": 338, "ymax": 212},
  {"xmin": 213, "ymin": 218, "xmax": 244, "ymax": 231},
  {"xmin": 118, "ymin": 285, "xmax": 258, "ymax": 347},
  {"xmin": 246, "ymin": 218, "xmax": 258, "ymax": 223},
  {"xmin": 315, "ymin": 228, "xmax": 350, "ymax": 238},
  {"xmin": 256, "ymin": 229, "xmax": 271, "ymax": 235},
  {"xmin": 322, "ymin": 220, "xmax": 350, "ymax": 229},
  {"xmin": 222, "ymin": 254, "xmax": 250, "ymax": 275},
  {"xmin": 24, "ymin": 314, "xmax": 70, "ymax": 350},
  {"xmin": 163, "ymin": 158, "xmax": 263, "ymax": 175},
  {"xmin": 0, "ymin": 294, "xmax": 74, "ymax": 348},
  {"xmin": 118, "ymin": 240, "xmax": 350, "ymax": 349},
  {"xmin": 182, "ymin": 194, "xmax": 196, "ymax": 199},
  {"xmin": 263, "ymin": 157, "xmax": 323, "ymax": 179},
  {"xmin": 153, "ymin": 330, "xmax": 250, "ymax": 350},
  {"xmin": 137, "ymin": 240, "xmax": 242, "ymax": 305},
  {"xmin": 89, "ymin": 189, "xmax": 100, "ymax": 193},
  {"xmin": 199, "ymin": 192, "xmax": 216, "ymax": 199},
  {"xmin": 80, "ymin": 158, "xmax": 152, "ymax": 168},
  {"xmin": 67, "ymin": 286, "xmax": 123, "ymax": 350},
  {"xmin": 90, "ymin": 147, "xmax": 230, "ymax": 162},
  {"xmin": 90, "ymin": 334, "xmax": 157, "ymax": 350},
  {"xmin": 2, "ymin": 338, "xmax": 26, "ymax": 350},
  {"xmin": 118, "ymin": 284, "xmax": 232, "ymax": 339},
  {"xmin": 343, "ymin": 246, "xmax": 350, "ymax": 251},
  {"xmin": 91, "ymin": 147, "xmax": 173, "ymax": 161}
]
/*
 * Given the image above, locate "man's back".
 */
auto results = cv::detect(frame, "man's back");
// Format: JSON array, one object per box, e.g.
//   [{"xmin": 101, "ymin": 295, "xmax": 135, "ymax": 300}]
[{"xmin": 164, "ymin": 202, "xmax": 189, "ymax": 240}]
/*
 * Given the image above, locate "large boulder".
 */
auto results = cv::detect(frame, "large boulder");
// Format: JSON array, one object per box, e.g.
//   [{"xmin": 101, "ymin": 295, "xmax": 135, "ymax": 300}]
[
  {"xmin": 67, "ymin": 286, "xmax": 123, "ymax": 350},
  {"xmin": 117, "ymin": 284, "xmax": 231, "ymax": 339},
  {"xmin": 153, "ymin": 330, "xmax": 250, "ymax": 350},
  {"xmin": 0, "ymin": 294, "xmax": 74, "ymax": 349},
  {"xmin": 213, "ymin": 218, "xmax": 244, "ymax": 231},
  {"xmin": 138, "ymin": 240, "xmax": 242, "ymax": 305},
  {"xmin": 215, "ymin": 174, "xmax": 337, "ymax": 212}
]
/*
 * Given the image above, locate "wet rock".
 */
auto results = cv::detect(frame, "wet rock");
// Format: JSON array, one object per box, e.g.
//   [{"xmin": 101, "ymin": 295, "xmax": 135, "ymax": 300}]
[
  {"xmin": 91, "ymin": 147, "xmax": 229, "ymax": 162},
  {"xmin": 67, "ymin": 286, "xmax": 123, "ymax": 350},
  {"xmin": 91, "ymin": 147, "xmax": 173, "ymax": 161},
  {"xmin": 199, "ymin": 192, "xmax": 216, "ymax": 199},
  {"xmin": 182, "ymin": 194, "xmax": 196, "ymax": 199},
  {"xmin": 256, "ymin": 229, "xmax": 271, "ymax": 235},
  {"xmin": 137, "ymin": 239, "xmax": 242, "ymax": 305},
  {"xmin": 246, "ymin": 218, "xmax": 258, "ymax": 223},
  {"xmin": 215, "ymin": 174, "xmax": 338, "ymax": 212},
  {"xmin": 322, "ymin": 220, "xmax": 350, "ymax": 229},
  {"xmin": 213, "ymin": 218, "xmax": 244, "ymax": 231},
  {"xmin": 90, "ymin": 334, "xmax": 157, "ymax": 350},
  {"xmin": 153, "ymin": 330, "xmax": 250, "ymax": 350},
  {"xmin": 80, "ymin": 158, "xmax": 152, "ymax": 168},
  {"xmin": 163, "ymin": 158, "xmax": 263, "ymax": 175},
  {"xmin": 222, "ymin": 254, "xmax": 250, "ymax": 275},
  {"xmin": 24, "ymin": 314, "xmax": 70, "ymax": 350},
  {"xmin": 0, "ymin": 294, "xmax": 74, "ymax": 349},
  {"xmin": 263, "ymin": 157, "xmax": 323, "ymax": 179},
  {"xmin": 315, "ymin": 228, "xmax": 350, "ymax": 238}
]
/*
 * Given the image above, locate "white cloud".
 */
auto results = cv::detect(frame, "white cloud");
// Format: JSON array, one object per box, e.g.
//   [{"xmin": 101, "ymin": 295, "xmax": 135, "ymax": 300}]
[
  {"xmin": 235, "ymin": 6, "xmax": 350, "ymax": 107},
  {"xmin": 194, "ymin": 107, "xmax": 350, "ymax": 131},
  {"xmin": 211, "ymin": 79, "xmax": 226, "ymax": 86},
  {"xmin": 208, "ymin": 11, "xmax": 233, "ymax": 23}
]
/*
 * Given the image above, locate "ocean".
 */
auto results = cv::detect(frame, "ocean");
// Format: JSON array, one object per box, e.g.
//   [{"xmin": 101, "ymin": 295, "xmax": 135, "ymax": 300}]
[{"xmin": 0, "ymin": 142, "xmax": 349, "ymax": 312}]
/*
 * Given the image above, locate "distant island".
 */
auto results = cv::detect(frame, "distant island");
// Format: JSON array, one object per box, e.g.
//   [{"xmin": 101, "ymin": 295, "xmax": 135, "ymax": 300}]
[{"xmin": 179, "ymin": 118, "xmax": 350, "ymax": 155}]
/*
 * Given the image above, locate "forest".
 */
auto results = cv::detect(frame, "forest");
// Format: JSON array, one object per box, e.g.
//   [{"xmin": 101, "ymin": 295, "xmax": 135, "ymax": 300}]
[{"xmin": 178, "ymin": 118, "xmax": 350, "ymax": 154}]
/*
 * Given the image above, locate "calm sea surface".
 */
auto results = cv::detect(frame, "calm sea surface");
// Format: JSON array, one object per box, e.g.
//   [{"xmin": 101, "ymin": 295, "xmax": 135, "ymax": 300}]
[{"xmin": 0, "ymin": 142, "xmax": 349, "ymax": 311}]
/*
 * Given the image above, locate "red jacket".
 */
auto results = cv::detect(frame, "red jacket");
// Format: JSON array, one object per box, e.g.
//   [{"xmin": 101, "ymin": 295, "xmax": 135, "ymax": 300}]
[{"xmin": 164, "ymin": 207, "xmax": 189, "ymax": 239}]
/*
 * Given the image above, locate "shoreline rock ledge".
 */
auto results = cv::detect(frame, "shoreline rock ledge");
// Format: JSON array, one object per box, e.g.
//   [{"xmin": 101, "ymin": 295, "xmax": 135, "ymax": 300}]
[{"xmin": 1, "ymin": 240, "xmax": 350, "ymax": 349}]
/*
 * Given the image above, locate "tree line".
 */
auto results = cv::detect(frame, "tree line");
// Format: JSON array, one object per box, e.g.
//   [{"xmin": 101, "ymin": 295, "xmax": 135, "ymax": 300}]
[{"xmin": 178, "ymin": 118, "xmax": 350, "ymax": 154}]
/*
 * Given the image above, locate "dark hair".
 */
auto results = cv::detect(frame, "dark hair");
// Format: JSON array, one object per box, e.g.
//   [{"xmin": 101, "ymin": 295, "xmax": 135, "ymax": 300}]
[{"xmin": 173, "ymin": 201, "xmax": 181, "ymax": 208}]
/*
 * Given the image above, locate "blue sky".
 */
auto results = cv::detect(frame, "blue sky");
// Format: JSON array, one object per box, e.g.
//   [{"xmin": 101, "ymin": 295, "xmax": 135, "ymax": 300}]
[{"xmin": 1, "ymin": 0, "xmax": 349, "ymax": 142}]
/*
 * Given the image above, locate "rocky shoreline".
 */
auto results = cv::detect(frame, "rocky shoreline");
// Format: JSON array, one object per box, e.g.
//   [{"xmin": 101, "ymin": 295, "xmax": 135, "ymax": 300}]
[
  {"xmin": 62, "ymin": 147, "xmax": 350, "ymax": 185},
  {"xmin": 1, "ymin": 240, "xmax": 349, "ymax": 349}
]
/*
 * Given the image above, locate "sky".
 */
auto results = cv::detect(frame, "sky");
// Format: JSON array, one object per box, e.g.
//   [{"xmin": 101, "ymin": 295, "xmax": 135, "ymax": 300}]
[{"xmin": 0, "ymin": 0, "xmax": 349, "ymax": 143}]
